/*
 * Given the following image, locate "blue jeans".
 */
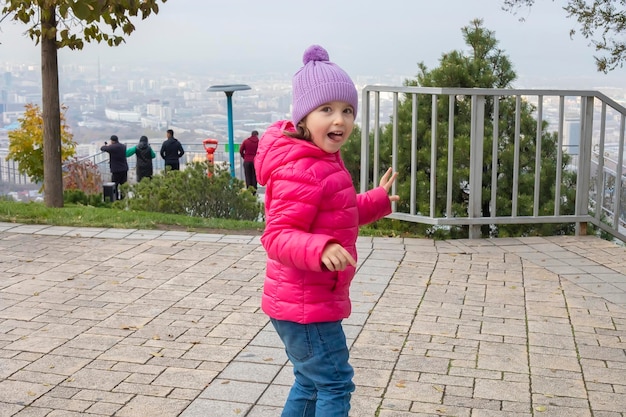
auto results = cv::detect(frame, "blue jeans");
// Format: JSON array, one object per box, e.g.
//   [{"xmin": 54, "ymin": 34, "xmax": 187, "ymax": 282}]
[{"xmin": 271, "ymin": 318, "xmax": 355, "ymax": 417}]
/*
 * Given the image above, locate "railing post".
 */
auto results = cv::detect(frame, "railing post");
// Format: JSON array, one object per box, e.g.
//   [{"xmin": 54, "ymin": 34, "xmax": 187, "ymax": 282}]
[
  {"xmin": 468, "ymin": 95, "xmax": 486, "ymax": 239},
  {"xmin": 360, "ymin": 89, "xmax": 370, "ymax": 194},
  {"xmin": 576, "ymin": 96, "xmax": 594, "ymax": 236}
]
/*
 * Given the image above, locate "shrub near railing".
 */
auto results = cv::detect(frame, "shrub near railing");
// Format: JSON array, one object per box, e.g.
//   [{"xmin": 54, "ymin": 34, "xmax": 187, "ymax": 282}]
[
  {"xmin": 63, "ymin": 157, "xmax": 103, "ymax": 196},
  {"xmin": 115, "ymin": 161, "xmax": 262, "ymax": 221}
]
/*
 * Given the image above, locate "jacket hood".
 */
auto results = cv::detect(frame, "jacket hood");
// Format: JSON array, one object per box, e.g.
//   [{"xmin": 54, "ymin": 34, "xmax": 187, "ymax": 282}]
[{"xmin": 255, "ymin": 120, "xmax": 333, "ymax": 186}]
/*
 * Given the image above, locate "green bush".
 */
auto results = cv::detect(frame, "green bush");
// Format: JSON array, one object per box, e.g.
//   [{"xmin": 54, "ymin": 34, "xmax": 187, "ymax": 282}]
[
  {"xmin": 115, "ymin": 161, "xmax": 262, "ymax": 221},
  {"xmin": 63, "ymin": 189, "xmax": 111, "ymax": 207}
]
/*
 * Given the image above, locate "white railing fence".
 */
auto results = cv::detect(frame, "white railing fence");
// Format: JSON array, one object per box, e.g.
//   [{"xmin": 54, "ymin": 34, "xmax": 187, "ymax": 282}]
[{"xmin": 360, "ymin": 86, "xmax": 626, "ymax": 242}]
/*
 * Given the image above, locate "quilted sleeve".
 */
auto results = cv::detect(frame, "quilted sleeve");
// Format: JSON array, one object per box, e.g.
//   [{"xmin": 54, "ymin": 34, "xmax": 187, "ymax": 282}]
[
  {"xmin": 356, "ymin": 186, "xmax": 393, "ymax": 226},
  {"xmin": 261, "ymin": 166, "xmax": 336, "ymax": 272}
]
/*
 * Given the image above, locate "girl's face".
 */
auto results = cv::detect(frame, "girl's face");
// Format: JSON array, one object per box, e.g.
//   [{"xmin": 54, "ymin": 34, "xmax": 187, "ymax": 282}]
[{"xmin": 303, "ymin": 101, "xmax": 355, "ymax": 154}]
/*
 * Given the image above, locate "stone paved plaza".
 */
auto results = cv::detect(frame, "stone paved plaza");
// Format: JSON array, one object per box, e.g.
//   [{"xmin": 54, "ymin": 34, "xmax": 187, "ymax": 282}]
[{"xmin": 0, "ymin": 222, "xmax": 625, "ymax": 416}]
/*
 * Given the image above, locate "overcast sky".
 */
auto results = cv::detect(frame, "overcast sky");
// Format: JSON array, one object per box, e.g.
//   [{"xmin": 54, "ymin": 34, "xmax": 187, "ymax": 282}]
[{"xmin": 0, "ymin": 0, "xmax": 624, "ymax": 89}]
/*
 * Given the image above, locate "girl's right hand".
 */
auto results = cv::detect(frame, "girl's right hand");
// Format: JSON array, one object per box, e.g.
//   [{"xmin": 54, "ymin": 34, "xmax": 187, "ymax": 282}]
[{"xmin": 321, "ymin": 243, "xmax": 356, "ymax": 271}]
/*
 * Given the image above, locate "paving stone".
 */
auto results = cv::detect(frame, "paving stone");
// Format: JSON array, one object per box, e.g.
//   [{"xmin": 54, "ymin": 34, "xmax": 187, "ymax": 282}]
[
  {"xmin": 199, "ymin": 378, "xmax": 267, "ymax": 403},
  {"xmin": 85, "ymin": 401, "xmax": 124, "ymax": 415},
  {"xmin": 166, "ymin": 387, "xmax": 199, "ymax": 401},
  {"xmin": 0, "ymin": 357, "xmax": 30, "ymax": 379},
  {"xmin": 474, "ymin": 379, "xmax": 530, "ymax": 402},
  {"xmin": 115, "ymin": 395, "xmax": 189, "ymax": 417},
  {"xmin": 384, "ymin": 379, "xmax": 444, "ymax": 403},
  {"xmin": 245, "ymin": 404, "xmax": 285, "ymax": 417},
  {"xmin": 532, "ymin": 375, "xmax": 587, "ymax": 398},
  {"xmin": 99, "ymin": 344, "xmax": 160, "ymax": 364},
  {"xmin": 0, "ymin": 379, "xmax": 53, "ymax": 406},
  {"xmin": 0, "ymin": 402, "xmax": 25, "ymax": 416},
  {"xmin": 62, "ymin": 368, "xmax": 129, "ymax": 391},
  {"xmin": 10, "ymin": 370, "xmax": 67, "ymax": 386},
  {"xmin": 218, "ymin": 361, "xmax": 282, "ymax": 384},
  {"xmin": 113, "ymin": 381, "xmax": 174, "ymax": 397},
  {"xmin": 29, "ymin": 396, "xmax": 93, "ymax": 413},
  {"xmin": 179, "ymin": 399, "xmax": 252, "ymax": 417},
  {"xmin": 151, "ymin": 367, "xmax": 218, "ymax": 389}
]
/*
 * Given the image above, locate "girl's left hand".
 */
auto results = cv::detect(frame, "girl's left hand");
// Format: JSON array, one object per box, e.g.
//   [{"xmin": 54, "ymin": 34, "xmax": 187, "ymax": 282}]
[{"xmin": 379, "ymin": 168, "xmax": 400, "ymax": 202}]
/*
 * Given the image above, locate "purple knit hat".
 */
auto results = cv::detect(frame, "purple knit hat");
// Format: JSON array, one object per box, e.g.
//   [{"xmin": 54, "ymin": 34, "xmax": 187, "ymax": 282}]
[{"xmin": 291, "ymin": 45, "xmax": 358, "ymax": 126}]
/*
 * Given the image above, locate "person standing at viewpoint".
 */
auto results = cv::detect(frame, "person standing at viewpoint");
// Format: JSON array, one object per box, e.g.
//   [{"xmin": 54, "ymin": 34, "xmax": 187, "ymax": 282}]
[
  {"xmin": 100, "ymin": 134, "xmax": 128, "ymax": 199},
  {"xmin": 160, "ymin": 129, "xmax": 185, "ymax": 171},
  {"xmin": 126, "ymin": 135, "xmax": 156, "ymax": 182},
  {"xmin": 254, "ymin": 45, "xmax": 399, "ymax": 416},
  {"xmin": 239, "ymin": 130, "xmax": 259, "ymax": 192}
]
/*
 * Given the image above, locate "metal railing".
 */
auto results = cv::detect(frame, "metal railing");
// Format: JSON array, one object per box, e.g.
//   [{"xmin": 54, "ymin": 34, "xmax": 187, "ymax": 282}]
[
  {"xmin": 80, "ymin": 142, "xmax": 245, "ymax": 183},
  {"xmin": 0, "ymin": 158, "xmax": 32, "ymax": 185},
  {"xmin": 360, "ymin": 86, "xmax": 626, "ymax": 241}
]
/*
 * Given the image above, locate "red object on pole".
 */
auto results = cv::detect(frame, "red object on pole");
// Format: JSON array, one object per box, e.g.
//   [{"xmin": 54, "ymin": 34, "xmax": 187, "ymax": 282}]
[{"xmin": 203, "ymin": 138, "xmax": 219, "ymax": 177}]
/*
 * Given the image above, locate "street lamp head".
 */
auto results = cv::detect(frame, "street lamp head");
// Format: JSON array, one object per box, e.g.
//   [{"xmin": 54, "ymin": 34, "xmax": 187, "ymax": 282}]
[{"xmin": 206, "ymin": 84, "xmax": 251, "ymax": 93}]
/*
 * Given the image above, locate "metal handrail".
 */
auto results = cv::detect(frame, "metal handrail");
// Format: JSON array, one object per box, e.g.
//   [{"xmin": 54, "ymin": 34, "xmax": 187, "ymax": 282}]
[
  {"xmin": 79, "ymin": 142, "xmax": 244, "ymax": 182},
  {"xmin": 360, "ymin": 86, "xmax": 626, "ymax": 241}
]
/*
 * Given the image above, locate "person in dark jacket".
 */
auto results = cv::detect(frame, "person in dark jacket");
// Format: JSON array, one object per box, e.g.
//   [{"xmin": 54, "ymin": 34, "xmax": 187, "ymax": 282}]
[
  {"xmin": 100, "ymin": 135, "xmax": 128, "ymax": 198},
  {"xmin": 239, "ymin": 130, "xmax": 259, "ymax": 192},
  {"xmin": 126, "ymin": 135, "xmax": 156, "ymax": 183},
  {"xmin": 160, "ymin": 129, "xmax": 185, "ymax": 171}
]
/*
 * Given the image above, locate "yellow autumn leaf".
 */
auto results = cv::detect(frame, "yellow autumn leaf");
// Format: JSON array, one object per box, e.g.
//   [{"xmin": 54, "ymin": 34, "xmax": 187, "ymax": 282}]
[{"xmin": 535, "ymin": 405, "xmax": 547, "ymax": 412}]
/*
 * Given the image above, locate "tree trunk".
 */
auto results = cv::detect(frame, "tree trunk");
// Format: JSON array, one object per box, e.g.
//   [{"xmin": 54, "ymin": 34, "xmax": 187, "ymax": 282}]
[{"xmin": 41, "ymin": 6, "xmax": 63, "ymax": 207}]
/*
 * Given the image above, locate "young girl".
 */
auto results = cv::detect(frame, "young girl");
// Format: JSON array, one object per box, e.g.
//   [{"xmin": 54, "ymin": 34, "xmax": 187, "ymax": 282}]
[{"xmin": 254, "ymin": 45, "xmax": 399, "ymax": 416}]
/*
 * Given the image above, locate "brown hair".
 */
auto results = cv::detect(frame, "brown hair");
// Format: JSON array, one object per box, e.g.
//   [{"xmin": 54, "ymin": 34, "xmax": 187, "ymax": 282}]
[{"xmin": 284, "ymin": 120, "xmax": 312, "ymax": 142}]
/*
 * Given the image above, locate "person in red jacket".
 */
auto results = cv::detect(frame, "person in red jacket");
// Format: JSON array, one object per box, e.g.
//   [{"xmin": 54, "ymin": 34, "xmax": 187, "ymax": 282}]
[
  {"xmin": 254, "ymin": 45, "xmax": 399, "ymax": 417},
  {"xmin": 239, "ymin": 130, "xmax": 259, "ymax": 192}
]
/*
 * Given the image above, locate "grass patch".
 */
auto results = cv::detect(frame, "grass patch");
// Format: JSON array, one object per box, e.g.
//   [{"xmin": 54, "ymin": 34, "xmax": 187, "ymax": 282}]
[
  {"xmin": 0, "ymin": 201, "xmax": 265, "ymax": 234},
  {"xmin": 0, "ymin": 200, "xmax": 421, "ymax": 238}
]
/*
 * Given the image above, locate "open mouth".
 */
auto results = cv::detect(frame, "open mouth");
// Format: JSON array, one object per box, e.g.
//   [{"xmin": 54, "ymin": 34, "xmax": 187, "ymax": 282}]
[{"xmin": 328, "ymin": 132, "xmax": 344, "ymax": 141}]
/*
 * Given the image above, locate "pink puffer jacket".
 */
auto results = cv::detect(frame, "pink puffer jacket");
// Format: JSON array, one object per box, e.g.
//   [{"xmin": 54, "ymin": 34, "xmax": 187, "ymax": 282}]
[{"xmin": 255, "ymin": 120, "xmax": 392, "ymax": 324}]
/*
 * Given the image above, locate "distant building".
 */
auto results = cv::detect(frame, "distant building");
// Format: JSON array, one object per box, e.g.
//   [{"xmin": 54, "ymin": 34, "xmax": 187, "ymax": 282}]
[
  {"xmin": 105, "ymin": 108, "xmax": 141, "ymax": 123},
  {"xmin": 564, "ymin": 118, "xmax": 581, "ymax": 156}
]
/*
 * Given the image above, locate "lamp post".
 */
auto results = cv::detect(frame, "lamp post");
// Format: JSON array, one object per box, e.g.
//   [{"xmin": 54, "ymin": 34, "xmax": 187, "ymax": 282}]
[{"xmin": 206, "ymin": 84, "xmax": 251, "ymax": 178}]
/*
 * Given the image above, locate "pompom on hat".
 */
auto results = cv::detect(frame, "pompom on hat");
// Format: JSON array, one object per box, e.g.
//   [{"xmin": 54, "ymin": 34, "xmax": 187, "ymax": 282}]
[{"xmin": 291, "ymin": 45, "xmax": 358, "ymax": 126}]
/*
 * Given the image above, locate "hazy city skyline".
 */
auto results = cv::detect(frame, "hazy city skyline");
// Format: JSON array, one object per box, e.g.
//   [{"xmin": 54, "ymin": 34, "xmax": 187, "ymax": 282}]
[{"xmin": 0, "ymin": 0, "xmax": 625, "ymax": 90}]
